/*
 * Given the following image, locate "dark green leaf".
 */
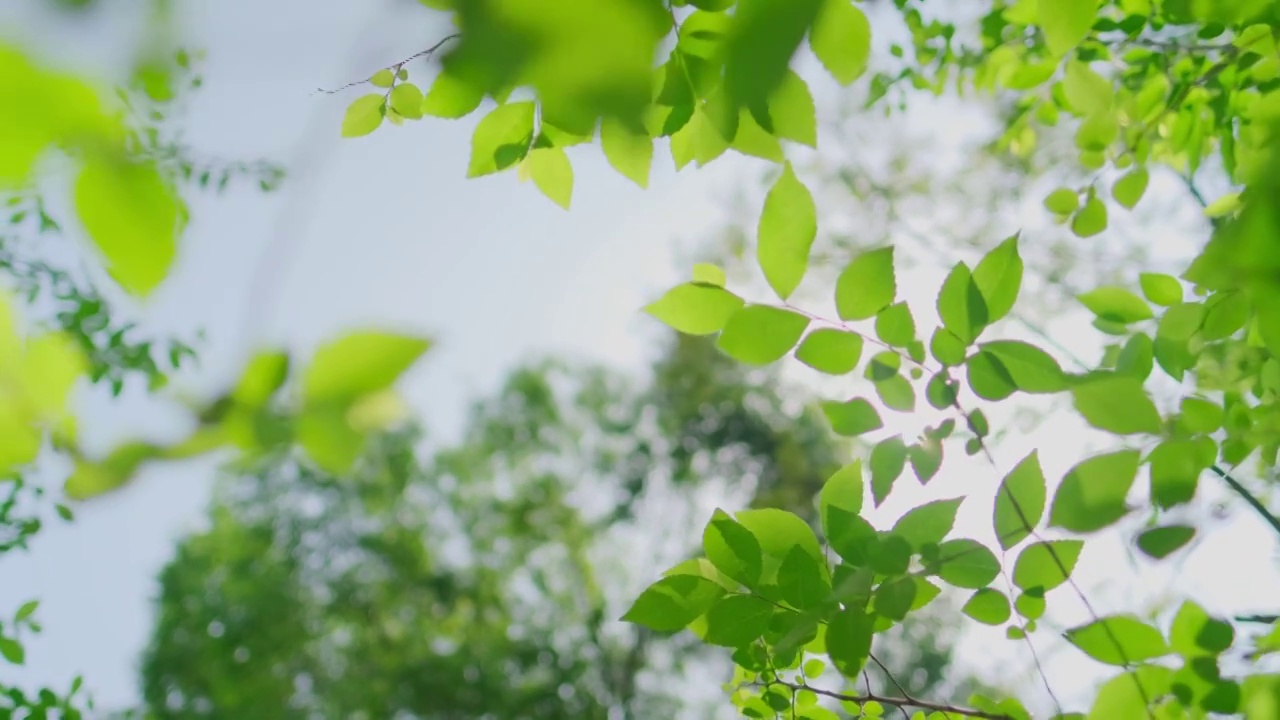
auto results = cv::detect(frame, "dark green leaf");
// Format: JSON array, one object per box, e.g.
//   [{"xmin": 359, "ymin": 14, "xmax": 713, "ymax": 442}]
[
  {"xmin": 704, "ymin": 510, "xmax": 764, "ymax": 587},
  {"xmin": 873, "ymin": 576, "xmax": 917, "ymax": 621},
  {"xmin": 778, "ymin": 545, "xmax": 831, "ymax": 610},
  {"xmin": 826, "ymin": 607, "xmax": 873, "ymax": 676},
  {"xmin": 1136, "ymin": 525, "xmax": 1195, "ymax": 560}
]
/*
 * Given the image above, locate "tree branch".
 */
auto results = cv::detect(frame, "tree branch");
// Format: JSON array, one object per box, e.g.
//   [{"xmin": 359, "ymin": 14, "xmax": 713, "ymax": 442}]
[
  {"xmin": 765, "ymin": 679, "xmax": 1015, "ymax": 720},
  {"xmin": 1210, "ymin": 464, "xmax": 1280, "ymax": 538}
]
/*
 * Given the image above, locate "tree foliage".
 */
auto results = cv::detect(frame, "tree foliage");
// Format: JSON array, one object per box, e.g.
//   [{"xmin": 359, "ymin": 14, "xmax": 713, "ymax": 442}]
[{"xmin": 6, "ymin": 0, "xmax": 1280, "ymax": 717}]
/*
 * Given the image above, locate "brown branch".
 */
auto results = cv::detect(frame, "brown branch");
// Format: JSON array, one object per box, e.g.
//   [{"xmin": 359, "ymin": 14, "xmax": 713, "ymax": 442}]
[{"xmin": 765, "ymin": 679, "xmax": 1015, "ymax": 720}]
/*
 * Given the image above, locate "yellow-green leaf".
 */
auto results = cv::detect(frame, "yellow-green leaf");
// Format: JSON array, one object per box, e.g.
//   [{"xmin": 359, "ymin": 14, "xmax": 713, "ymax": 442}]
[
  {"xmin": 526, "ymin": 147, "xmax": 573, "ymax": 209},
  {"xmin": 600, "ymin": 117, "xmax": 652, "ymax": 188},
  {"xmin": 757, "ymin": 162, "xmax": 817, "ymax": 300},
  {"xmin": 341, "ymin": 94, "xmax": 385, "ymax": 138},
  {"xmin": 302, "ymin": 330, "xmax": 431, "ymax": 405},
  {"xmin": 809, "ymin": 0, "xmax": 871, "ymax": 84},
  {"xmin": 74, "ymin": 158, "xmax": 180, "ymax": 297}
]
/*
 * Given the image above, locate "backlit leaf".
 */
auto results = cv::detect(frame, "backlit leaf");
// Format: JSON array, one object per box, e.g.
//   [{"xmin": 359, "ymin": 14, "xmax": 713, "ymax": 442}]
[
  {"xmin": 716, "ymin": 305, "xmax": 809, "ymax": 365},
  {"xmin": 600, "ymin": 117, "xmax": 652, "ymax": 188},
  {"xmin": 703, "ymin": 595, "xmax": 774, "ymax": 647},
  {"xmin": 1071, "ymin": 374, "xmax": 1162, "ymax": 435},
  {"xmin": 1038, "ymin": 0, "xmax": 1098, "ymax": 56},
  {"xmin": 796, "ymin": 328, "xmax": 862, "ymax": 374},
  {"xmin": 835, "ymin": 247, "xmax": 895, "ymax": 320},
  {"xmin": 622, "ymin": 575, "xmax": 727, "ymax": 631},
  {"xmin": 467, "ymin": 101, "xmax": 535, "ymax": 178},
  {"xmin": 892, "ymin": 497, "xmax": 963, "ymax": 550},
  {"xmin": 1013, "ymin": 540, "xmax": 1083, "ymax": 592},
  {"xmin": 937, "ymin": 262, "xmax": 988, "ymax": 344},
  {"xmin": 341, "ymin": 94, "xmax": 385, "ymax": 138},
  {"xmin": 870, "ymin": 436, "xmax": 907, "ymax": 506},
  {"xmin": 74, "ymin": 158, "xmax": 180, "ymax": 297},
  {"xmin": 822, "ymin": 398, "xmax": 882, "ymax": 436},
  {"xmin": 963, "ymin": 588, "xmax": 1012, "ymax": 625},
  {"xmin": 757, "ymin": 162, "xmax": 817, "ymax": 300},
  {"xmin": 1065, "ymin": 615, "xmax": 1170, "ymax": 666},
  {"xmin": 644, "ymin": 283, "xmax": 744, "ymax": 335},
  {"xmin": 809, "ymin": 0, "xmax": 871, "ymax": 84},
  {"xmin": 526, "ymin": 147, "xmax": 574, "ymax": 209},
  {"xmin": 1079, "ymin": 287, "xmax": 1153, "ymax": 324},
  {"xmin": 972, "ymin": 235, "xmax": 1023, "ymax": 324},
  {"xmin": 1049, "ymin": 450, "xmax": 1141, "ymax": 533},
  {"xmin": 933, "ymin": 539, "xmax": 1000, "ymax": 589},
  {"xmin": 994, "ymin": 451, "xmax": 1047, "ymax": 549}
]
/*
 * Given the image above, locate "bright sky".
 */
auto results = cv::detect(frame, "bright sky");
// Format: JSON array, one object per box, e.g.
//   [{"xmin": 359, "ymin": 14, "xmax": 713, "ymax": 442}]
[{"xmin": 0, "ymin": 1, "xmax": 1277, "ymax": 717}]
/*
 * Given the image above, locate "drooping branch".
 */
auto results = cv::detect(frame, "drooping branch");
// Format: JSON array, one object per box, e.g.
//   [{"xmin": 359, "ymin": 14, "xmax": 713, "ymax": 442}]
[
  {"xmin": 765, "ymin": 679, "xmax": 1016, "ymax": 720},
  {"xmin": 314, "ymin": 33, "xmax": 461, "ymax": 95}
]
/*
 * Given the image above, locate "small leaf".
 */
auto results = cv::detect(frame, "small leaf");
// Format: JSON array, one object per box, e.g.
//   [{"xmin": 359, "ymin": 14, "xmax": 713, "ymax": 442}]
[
  {"xmin": 1064, "ymin": 615, "xmax": 1170, "ymax": 666},
  {"xmin": 1071, "ymin": 197, "xmax": 1108, "ymax": 237},
  {"xmin": 1049, "ymin": 450, "xmax": 1141, "ymax": 533},
  {"xmin": 1136, "ymin": 525, "xmax": 1195, "ymax": 559},
  {"xmin": 963, "ymin": 588, "xmax": 1012, "ymax": 625},
  {"xmin": 467, "ymin": 101, "xmax": 535, "ymax": 178},
  {"xmin": 717, "ymin": 305, "xmax": 809, "ymax": 365},
  {"xmin": 965, "ymin": 350, "xmax": 1017, "ymax": 401},
  {"xmin": 1169, "ymin": 601, "xmax": 1234, "ymax": 658},
  {"xmin": 15, "ymin": 600, "xmax": 38, "ymax": 622},
  {"xmin": 644, "ymin": 283, "xmax": 744, "ymax": 335},
  {"xmin": 892, "ymin": 497, "xmax": 963, "ymax": 550},
  {"xmin": 1071, "ymin": 374, "xmax": 1162, "ymax": 435},
  {"xmin": 757, "ymin": 162, "xmax": 817, "ymax": 300},
  {"xmin": 1044, "ymin": 187, "xmax": 1079, "ymax": 214},
  {"xmin": 1112, "ymin": 168, "xmax": 1149, "ymax": 209},
  {"xmin": 389, "ymin": 83, "xmax": 424, "ymax": 119},
  {"xmin": 0, "ymin": 637, "xmax": 23, "ymax": 665},
  {"xmin": 1138, "ymin": 273, "xmax": 1182, "ymax": 307},
  {"xmin": 819, "ymin": 461, "xmax": 864, "ymax": 535},
  {"xmin": 526, "ymin": 147, "xmax": 574, "ymax": 209},
  {"xmin": 822, "ymin": 398, "xmax": 882, "ymax": 436},
  {"xmin": 691, "ymin": 263, "xmax": 726, "ymax": 287},
  {"xmin": 302, "ymin": 331, "xmax": 429, "ymax": 407},
  {"xmin": 870, "ymin": 436, "xmax": 907, "ymax": 506},
  {"xmin": 908, "ymin": 439, "xmax": 943, "ymax": 484},
  {"xmin": 874, "ymin": 302, "xmax": 915, "ymax": 347},
  {"xmin": 621, "ymin": 575, "xmax": 726, "ymax": 631},
  {"xmin": 809, "ymin": 0, "xmax": 871, "ymax": 85},
  {"xmin": 600, "ymin": 117, "xmax": 653, "ymax": 188},
  {"xmin": 1148, "ymin": 439, "xmax": 1210, "ymax": 508},
  {"xmin": 341, "ymin": 94, "xmax": 385, "ymax": 138},
  {"xmin": 369, "ymin": 68, "xmax": 395, "ymax": 87},
  {"xmin": 1012, "ymin": 540, "xmax": 1083, "ymax": 593},
  {"xmin": 1079, "ymin": 287, "xmax": 1153, "ymax": 324},
  {"xmin": 978, "ymin": 341, "xmax": 1068, "ymax": 393},
  {"xmin": 796, "ymin": 328, "xmax": 862, "ymax": 374},
  {"xmin": 421, "ymin": 66, "xmax": 485, "ymax": 119},
  {"xmin": 930, "ymin": 328, "xmax": 968, "ymax": 366},
  {"xmin": 703, "ymin": 595, "xmax": 774, "ymax": 647},
  {"xmin": 835, "ymin": 247, "xmax": 895, "ymax": 321},
  {"xmin": 933, "ymin": 539, "xmax": 1000, "ymax": 589},
  {"xmin": 994, "ymin": 451, "xmax": 1047, "ymax": 549}
]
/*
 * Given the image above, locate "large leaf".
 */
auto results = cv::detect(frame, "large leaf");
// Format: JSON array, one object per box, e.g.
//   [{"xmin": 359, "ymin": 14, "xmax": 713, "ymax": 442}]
[
  {"xmin": 1049, "ymin": 450, "xmax": 1141, "ymax": 533},
  {"xmin": 1071, "ymin": 374, "xmax": 1163, "ymax": 435},
  {"xmin": 891, "ymin": 497, "xmax": 963, "ymax": 550},
  {"xmin": 835, "ymin": 247, "xmax": 895, "ymax": 320},
  {"xmin": 933, "ymin": 539, "xmax": 1000, "ymax": 589},
  {"xmin": 777, "ymin": 545, "xmax": 831, "ymax": 610},
  {"xmin": 822, "ymin": 397, "xmax": 882, "ymax": 436},
  {"xmin": 937, "ymin": 262, "xmax": 988, "ymax": 344},
  {"xmin": 644, "ymin": 283, "xmax": 744, "ymax": 335},
  {"xmin": 1012, "ymin": 540, "xmax": 1084, "ymax": 592},
  {"xmin": 819, "ymin": 461, "xmax": 864, "ymax": 536},
  {"xmin": 994, "ymin": 451, "xmax": 1047, "ymax": 549},
  {"xmin": 74, "ymin": 158, "xmax": 180, "ymax": 297},
  {"xmin": 972, "ymin": 235, "xmax": 1023, "ymax": 324},
  {"xmin": 757, "ymin": 162, "xmax": 817, "ymax": 299},
  {"xmin": 600, "ymin": 117, "xmax": 653, "ymax": 188},
  {"xmin": 795, "ymin": 328, "xmax": 862, "ymax": 374},
  {"xmin": 716, "ymin": 305, "xmax": 809, "ymax": 365},
  {"xmin": 977, "ymin": 341, "xmax": 1068, "ymax": 393},
  {"xmin": 703, "ymin": 509, "xmax": 764, "ymax": 587},
  {"xmin": 826, "ymin": 607, "xmax": 873, "ymax": 676},
  {"xmin": 1038, "ymin": 0, "xmax": 1098, "ymax": 56},
  {"xmin": 703, "ymin": 595, "xmax": 774, "ymax": 647},
  {"xmin": 303, "ymin": 331, "xmax": 431, "ymax": 405},
  {"xmin": 621, "ymin": 575, "xmax": 726, "ymax": 632},
  {"xmin": 1169, "ymin": 601, "xmax": 1235, "ymax": 658},
  {"xmin": 467, "ymin": 101, "xmax": 536, "ymax": 177},
  {"xmin": 1065, "ymin": 615, "xmax": 1170, "ymax": 666},
  {"xmin": 723, "ymin": 0, "xmax": 821, "ymax": 116}
]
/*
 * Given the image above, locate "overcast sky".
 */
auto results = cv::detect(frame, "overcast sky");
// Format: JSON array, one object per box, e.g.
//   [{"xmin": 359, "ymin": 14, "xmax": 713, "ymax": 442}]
[{"xmin": 1, "ymin": 0, "xmax": 1278, "ymax": 716}]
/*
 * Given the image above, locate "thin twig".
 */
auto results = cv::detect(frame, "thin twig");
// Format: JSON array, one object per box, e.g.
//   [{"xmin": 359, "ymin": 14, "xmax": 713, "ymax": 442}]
[
  {"xmin": 313, "ymin": 33, "xmax": 461, "ymax": 95},
  {"xmin": 1211, "ymin": 464, "xmax": 1280, "ymax": 538},
  {"xmin": 766, "ymin": 679, "xmax": 1015, "ymax": 720}
]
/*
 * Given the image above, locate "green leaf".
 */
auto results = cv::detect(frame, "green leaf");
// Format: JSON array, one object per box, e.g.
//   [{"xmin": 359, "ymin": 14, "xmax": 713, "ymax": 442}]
[
  {"xmin": 1044, "ymin": 187, "xmax": 1079, "ymax": 214},
  {"xmin": 1079, "ymin": 287, "xmax": 1153, "ymax": 324},
  {"xmin": 835, "ymin": 247, "xmax": 895, "ymax": 321},
  {"xmin": 421, "ymin": 66, "xmax": 485, "ymax": 118},
  {"xmin": 1169, "ymin": 601, "xmax": 1234, "ymax": 658},
  {"xmin": 891, "ymin": 497, "xmax": 963, "ymax": 550},
  {"xmin": 717, "ymin": 306, "xmax": 809, "ymax": 365},
  {"xmin": 703, "ymin": 595, "xmax": 774, "ymax": 647},
  {"xmin": 600, "ymin": 117, "xmax": 652, "ymax": 188},
  {"xmin": 1015, "ymin": 591, "xmax": 1046, "ymax": 620},
  {"xmin": 15, "ymin": 600, "xmax": 38, "ymax": 622},
  {"xmin": 1049, "ymin": 450, "xmax": 1141, "ymax": 533},
  {"xmin": 1136, "ymin": 525, "xmax": 1195, "ymax": 559},
  {"xmin": 232, "ymin": 351, "xmax": 289, "ymax": 407},
  {"xmin": 723, "ymin": 0, "xmax": 821, "ymax": 115},
  {"xmin": 778, "ymin": 545, "xmax": 832, "ymax": 610},
  {"xmin": 74, "ymin": 158, "xmax": 180, "ymax": 297},
  {"xmin": 1201, "ymin": 291, "xmax": 1249, "ymax": 340},
  {"xmin": 1116, "ymin": 333, "xmax": 1154, "ymax": 380},
  {"xmin": 933, "ymin": 539, "xmax": 1000, "ymax": 589},
  {"xmin": 1038, "ymin": 0, "xmax": 1098, "ymax": 56},
  {"xmin": 972, "ymin": 235, "xmax": 1023, "ymax": 324},
  {"xmin": 796, "ymin": 329, "xmax": 862, "ymax": 374},
  {"xmin": 757, "ymin": 162, "xmax": 817, "ymax": 300},
  {"xmin": 1113, "ymin": 168, "xmax": 1149, "ymax": 209},
  {"xmin": 644, "ymin": 283, "xmax": 744, "ymax": 335},
  {"xmin": 937, "ymin": 262, "xmax": 989, "ymax": 344},
  {"xmin": 809, "ymin": 0, "xmax": 871, "ymax": 84},
  {"xmin": 1089, "ymin": 667, "xmax": 1173, "ymax": 720},
  {"xmin": 1148, "ymin": 439, "xmax": 1210, "ymax": 508},
  {"xmin": 870, "ymin": 436, "xmax": 907, "ymax": 506},
  {"xmin": 341, "ymin": 94, "xmax": 385, "ymax": 137},
  {"xmin": 873, "ymin": 576, "xmax": 917, "ymax": 621},
  {"xmin": 1141, "ymin": 270, "xmax": 1177, "ymax": 303},
  {"xmin": 908, "ymin": 439, "xmax": 943, "ymax": 484},
  {"xmin": 994, "ymin": 451, "xmax": 1047, "ymax": 549},
  {"xmin": 738, "ymin": 508, "xmax": 825, "ymax": 563},
  {"xmin": 704, "ymin": 510, "xmax": 764, "ymax": 587},
  {"xmin": 297, "ymin": 407, "xmax": 365, "ymax": 474},
  {"xmin": 978, "ymin": 341, "xmax": 1068, "ymax": 393},
  {"xmin": 389, "ymin": 82, "xmax": 424, "ymax": 119},
  {"xmin": 930, "ymin": 328, "xmax": 968, "ymax": 366},
  {"xmin": 526, "ymin": 147, "xmax": 574, "ymax": 209},
  {"xmin": 822, "ymin": 398, "xmax": 882, "ymax": 436},
  {"xmin": 0, "ymin": 637, "xmax": 23, "ymax": 665},
  {"xmin": 767, "ymin": 70, "xmax": 817, "ymax": 146},
  {"xmin": 467, "ymin": 101, "xmax": 535, "ymax": 178},
  {"xmin": 1179, "ymin": 397, "xmax": 1222, "ymax": 433},
  {"xmin": 874, "ymin": 303, "xmax": 915, "ymax": 347},
  {"xmin": 302, "ymin": 331, "xmax": 429, "ymax": 406},
  {"xmin": 1071, "ymin": 374, "xmax": 1162, "ymax": 435},
  {"xmin": 820, "ymin": 461, "xmax": 864, "ymax": 536},
  {"xmin": 1071, "ymin": 197, "xmax": 1108, "ymax": 237},
  {"xmin": 875, "ymin": 374, "xmax": 915, "ymax": 412},
  {"xmin": 925, "ymin": 372, "xmax": 957, "ymax": 410},
  {"xmin": 621, "ymin": 575, "xmax": 726, "ymax": 631},
  {"xmin": 1065, "ymin": 615, "xmax": 1170, "ymax": 666},
  {"xmin": 826, "ymin": 607, "xmax": 873, "ymax": 676},
  {"xmin": 963, "ymin": 588, "xmax": 1012, "ymax": 625},
  {"xmin": 369, "ymin": 68, "xmax": 395, "ymax": 88},
  {"xmin": 965, "ymin": 351, "xmax": 1016, "ymax": 402},
  {"xmin": 1012, "ymin": 540, "xmax": 1084, "ymax": 592}
]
